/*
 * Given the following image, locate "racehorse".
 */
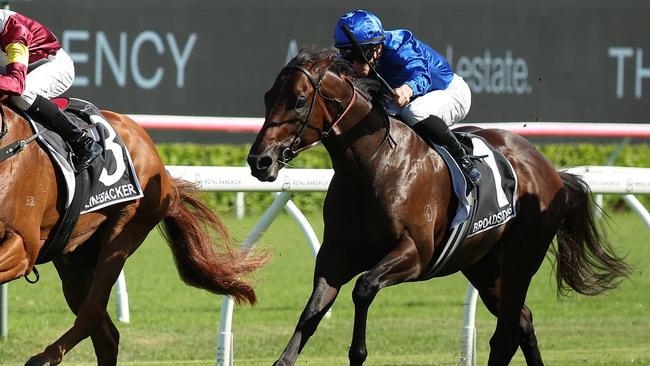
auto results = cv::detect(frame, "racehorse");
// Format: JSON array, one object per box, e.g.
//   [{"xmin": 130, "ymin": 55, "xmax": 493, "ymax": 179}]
[
  {"xmin": 0, "ymin": 102, "xmax": 268, "ymax": 366},
  {"xmin": 247, "ymin": 47, "xmax": 631, "ymax": 366}
]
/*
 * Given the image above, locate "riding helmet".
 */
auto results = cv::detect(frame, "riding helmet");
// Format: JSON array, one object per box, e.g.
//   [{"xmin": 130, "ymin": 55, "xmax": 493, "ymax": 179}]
[{"xmin": 333, "ymin": 10, "xmax": 385, "ymax": 48}]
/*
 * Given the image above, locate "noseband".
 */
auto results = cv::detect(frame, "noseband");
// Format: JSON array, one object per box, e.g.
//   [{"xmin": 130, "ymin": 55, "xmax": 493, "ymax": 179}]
[{"xmin": 280, "ymin": 64, "xmax": 357, "ymax": 161}]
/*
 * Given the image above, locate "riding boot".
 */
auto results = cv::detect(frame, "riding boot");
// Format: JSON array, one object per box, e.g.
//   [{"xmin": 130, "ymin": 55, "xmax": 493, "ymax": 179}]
[
  {"xmin": 412, "ymin": 115, "xmax": 481, "ymax": 190},
  {"xmin": 26, "ymin": 95, "xmax": 102, "ymax": 172}
]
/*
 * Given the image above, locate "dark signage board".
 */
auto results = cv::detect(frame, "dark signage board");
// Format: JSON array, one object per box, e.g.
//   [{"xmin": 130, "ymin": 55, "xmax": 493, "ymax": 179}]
[{"xmin": 12, "ymin": 0, "xmax": 650, "ymax": 123}]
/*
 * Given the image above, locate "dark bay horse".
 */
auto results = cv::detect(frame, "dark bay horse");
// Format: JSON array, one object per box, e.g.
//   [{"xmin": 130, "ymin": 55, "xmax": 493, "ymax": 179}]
[
  {"xmin": 0, "ymin": 103, "xmax": 267, "ymax": 366},
  {"xmin": 247, "ymin": 47, "xmax": 630, "ymax": 366}
]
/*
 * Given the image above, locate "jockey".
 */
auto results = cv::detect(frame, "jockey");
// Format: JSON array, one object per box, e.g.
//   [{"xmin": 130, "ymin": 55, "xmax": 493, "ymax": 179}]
[
  {"xmin": 333, "ymin": 9, "xmax": 481, "ymax": 189},
  {"xmin": 0, "ymin": 9, "xmax": 101, "ymax": 171}
]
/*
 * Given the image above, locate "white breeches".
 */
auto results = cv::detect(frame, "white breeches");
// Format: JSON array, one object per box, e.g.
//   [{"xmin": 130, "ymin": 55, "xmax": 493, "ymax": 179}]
[
  {"xmin": 9, "ymin": 48, "xmax": 75, "ymax": 110},
  {"xmin": 384, "ymin": 73, "xmax": 472, "ymax": 127}
]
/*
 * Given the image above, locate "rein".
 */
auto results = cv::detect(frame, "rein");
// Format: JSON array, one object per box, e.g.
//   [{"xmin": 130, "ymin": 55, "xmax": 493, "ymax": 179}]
[
  {"xmin": 280, "ymin": 64, "xmax": 357, "ymax": 162},
  {"xmin": 0, "ymin": 105, "xmax": 42, "ymax": 163},
  {"xmin": 367, "ymin": 112, "xmax": 396, "ymax": 162},
  {"xmin": 0, "ymin": 106, "xmax": 7, "ymax": 139}
]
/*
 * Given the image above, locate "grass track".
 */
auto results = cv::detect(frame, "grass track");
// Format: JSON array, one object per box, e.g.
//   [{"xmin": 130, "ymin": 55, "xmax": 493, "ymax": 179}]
[{"xmin": 1, "ymin": 211, "xmax": 648, "ymax": 365}]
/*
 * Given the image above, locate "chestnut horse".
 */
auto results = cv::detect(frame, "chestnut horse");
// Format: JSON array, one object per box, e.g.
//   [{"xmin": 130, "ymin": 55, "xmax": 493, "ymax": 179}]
[
  {"xmin": 0, "ymin": 103, "xmax": 267, "ymax": 366},
  {"xmin": 247, "ymin": 47, "xmax": 630, "ymax": 366}
]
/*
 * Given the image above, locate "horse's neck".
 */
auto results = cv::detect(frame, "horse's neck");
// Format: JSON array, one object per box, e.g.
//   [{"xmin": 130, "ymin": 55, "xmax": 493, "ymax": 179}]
[
  {"xmin": 1, "ymin": 104, "xmax": 32, "ymax": 139},
  {"xmin": 324, "ymin": 109, "xmax": 428, "ymax": 178}
]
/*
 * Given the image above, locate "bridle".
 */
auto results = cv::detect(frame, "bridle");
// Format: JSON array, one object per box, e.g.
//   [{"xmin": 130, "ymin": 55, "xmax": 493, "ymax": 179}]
[{"xmin": 279, "ymin": 63, "xmax": 357, "ymax": 162}]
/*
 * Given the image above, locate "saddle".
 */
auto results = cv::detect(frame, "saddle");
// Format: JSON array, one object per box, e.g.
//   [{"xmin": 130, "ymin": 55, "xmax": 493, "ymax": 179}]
[
  {"xmin": 420, "ymin": 131, "xmax": 518, "ymax": 279},
  {"xmin": 1, "ymin": 98, "xmax": 144, "ymax": 264}
]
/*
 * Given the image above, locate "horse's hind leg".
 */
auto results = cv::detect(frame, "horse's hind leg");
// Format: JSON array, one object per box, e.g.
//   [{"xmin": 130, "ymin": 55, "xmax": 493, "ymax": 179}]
[
  {"xmin": 483, "ymin": 191, "xmax": 565, "ymax": 366},
  {"xmin": 348, "ymin": 236, "xmax": 421, "ymax": 366},
  {"xmin": 25, "ymin": 241, "xmax": 126, "ymax": 366},
  {"xmin": 26, "ymin": 215, "xmax": 155, "ymax": 366},
  {"xmin": 55, "ymin": 245, "xmax": 120, "ymax": 364},
  {"xmin": 518, "ymin": 304, "xmax": 542, "ymax": 365},
  {"xmin": 462, "ymin": 245, "xmax": 545, "ymax": 366}
]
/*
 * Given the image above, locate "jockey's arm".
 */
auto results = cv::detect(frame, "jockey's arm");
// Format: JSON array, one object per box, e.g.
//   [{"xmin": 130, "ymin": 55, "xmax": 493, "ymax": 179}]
[
  {"xmin": 0, "ymin": 42, "xmax": 28, "ymax": 96},
  {"xmin": 0, "ymin": 17, "xmax": 33, "ymax": 96}
]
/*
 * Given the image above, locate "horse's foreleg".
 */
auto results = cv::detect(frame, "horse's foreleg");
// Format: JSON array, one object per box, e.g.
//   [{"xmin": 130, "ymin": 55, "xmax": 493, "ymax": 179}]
[
  {"xmin": 274, "ymin": 277, "xmax": 340, "ymax": 366},
  {"xmin": 348, "ymin": 236, "xmax": 421, "ymax": 366},
  {"xmin": 274, "ymin": 244, "xmax": 358, "ymax": 366}
]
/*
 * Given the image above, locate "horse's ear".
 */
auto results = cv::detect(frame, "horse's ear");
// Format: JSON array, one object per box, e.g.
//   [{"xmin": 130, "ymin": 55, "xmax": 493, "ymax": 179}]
[{"xmin": 313, "ymin": 58, "xmax": 332, "ymax": 74}]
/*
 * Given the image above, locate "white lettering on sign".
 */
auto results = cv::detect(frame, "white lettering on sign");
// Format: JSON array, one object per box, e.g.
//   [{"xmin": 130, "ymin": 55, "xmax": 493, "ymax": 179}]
[
  {"xmin": 61, "ymin": 30, "xmax": 198, "ymax": 90},
  {"xmin": 446, "ymin": 45, "xmax": 532, "ymax": 95},
  {"xmin": 608, "ymin": 47, "xmax": 650, "ymax": 99}
]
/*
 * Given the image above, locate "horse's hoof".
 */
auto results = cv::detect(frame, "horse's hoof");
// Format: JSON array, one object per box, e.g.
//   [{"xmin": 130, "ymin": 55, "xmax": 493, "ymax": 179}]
[{"xmin": 24, "ymin": 354, "xmax": 51, "ymax": 366}]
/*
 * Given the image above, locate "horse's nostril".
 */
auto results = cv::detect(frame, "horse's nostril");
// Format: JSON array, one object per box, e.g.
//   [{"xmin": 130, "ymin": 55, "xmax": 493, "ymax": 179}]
[
  {"xmin": 247, "ymin": 155, "xmax": 272, "ymax": 172},
  {"xmin": 258, "ymin": 156, "xmax": 272, "ymax": 171}
]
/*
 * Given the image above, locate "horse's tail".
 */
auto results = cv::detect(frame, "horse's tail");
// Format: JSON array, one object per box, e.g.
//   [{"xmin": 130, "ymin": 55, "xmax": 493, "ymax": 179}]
[
  {"xmin": 158, "ymin": 177, "xmax": 270, "ymax": 304},
  {"xmin": 552, "ymin": 171, "xmax": 631, "ymax": 296}
]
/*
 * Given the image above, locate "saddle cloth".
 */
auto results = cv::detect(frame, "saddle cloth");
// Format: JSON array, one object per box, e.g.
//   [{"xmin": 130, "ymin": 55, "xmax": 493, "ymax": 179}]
[
  {"xmin": 420, "ymin": 131, "xmax": 517, "ymax": 278},
  {"xmin": 26, "ymin": 98, "xmax": 143, "ymax": 264},
  {"xmin": 434, "ymin": 132, "xmax": 518, "ymax": 234},
  {"xmin": 36, "ymin": 97, "xmax": 144, "ymax": 213}
]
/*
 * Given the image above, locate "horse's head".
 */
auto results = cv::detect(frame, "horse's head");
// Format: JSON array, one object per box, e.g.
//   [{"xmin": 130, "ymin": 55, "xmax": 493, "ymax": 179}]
[{"xmin": 247, "ymin": 47, "xmax": 376, "ymax": 181}]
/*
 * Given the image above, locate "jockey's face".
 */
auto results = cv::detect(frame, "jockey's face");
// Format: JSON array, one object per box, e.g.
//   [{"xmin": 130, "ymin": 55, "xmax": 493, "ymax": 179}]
[
  {"xmin": 351, "ymin": 60, "xmax": 371, "ymax": 77},
  {"xmin": 340, "ymin": 44, "xmax": 383, "ymax": 77}
]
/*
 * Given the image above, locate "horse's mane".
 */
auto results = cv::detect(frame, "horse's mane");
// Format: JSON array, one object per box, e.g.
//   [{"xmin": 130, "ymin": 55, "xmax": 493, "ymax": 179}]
[{"xmin": 288, "ymin": 45, "xmax": 382, "ymax": 100}]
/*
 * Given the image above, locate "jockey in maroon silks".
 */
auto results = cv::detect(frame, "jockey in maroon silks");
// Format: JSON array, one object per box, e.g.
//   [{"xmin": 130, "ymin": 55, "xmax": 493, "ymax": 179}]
[{"xmin": 0, "ymin": 9, "xmax": 101, "ymax": 171}]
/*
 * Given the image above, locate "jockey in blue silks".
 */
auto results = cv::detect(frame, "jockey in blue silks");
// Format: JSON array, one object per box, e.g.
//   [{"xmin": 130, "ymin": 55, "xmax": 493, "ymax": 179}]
[{"xmin": 333, "ymin": 9, "xmax": 481, "ymax": 189}]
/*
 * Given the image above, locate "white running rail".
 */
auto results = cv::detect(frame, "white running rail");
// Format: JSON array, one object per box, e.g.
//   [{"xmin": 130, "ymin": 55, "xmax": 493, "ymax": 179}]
[
  {"xmin": 2, "ymin": 165, "xmax": 649, "ymax": 366},
  {"xmin": 166, "ymin": 165, "xmax": 650, "ymax": 366}
]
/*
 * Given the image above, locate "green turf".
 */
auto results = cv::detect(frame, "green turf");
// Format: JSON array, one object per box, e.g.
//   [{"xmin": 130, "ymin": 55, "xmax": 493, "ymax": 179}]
[{"xmin": 1, "ymin": 211, "xmax": 648, "ymax": 365}]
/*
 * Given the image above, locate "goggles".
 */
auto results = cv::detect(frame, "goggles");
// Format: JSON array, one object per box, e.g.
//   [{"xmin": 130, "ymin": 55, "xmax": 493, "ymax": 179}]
[{"xmin": 338, "ymin": 44, "xmax": 379, "ymax": 62}]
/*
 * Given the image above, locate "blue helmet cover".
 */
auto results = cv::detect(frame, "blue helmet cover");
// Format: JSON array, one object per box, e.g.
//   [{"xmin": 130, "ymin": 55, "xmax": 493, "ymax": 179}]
[{"xmin": 333, "ymin": 10, "xmax": 385, "ymax": 48}]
